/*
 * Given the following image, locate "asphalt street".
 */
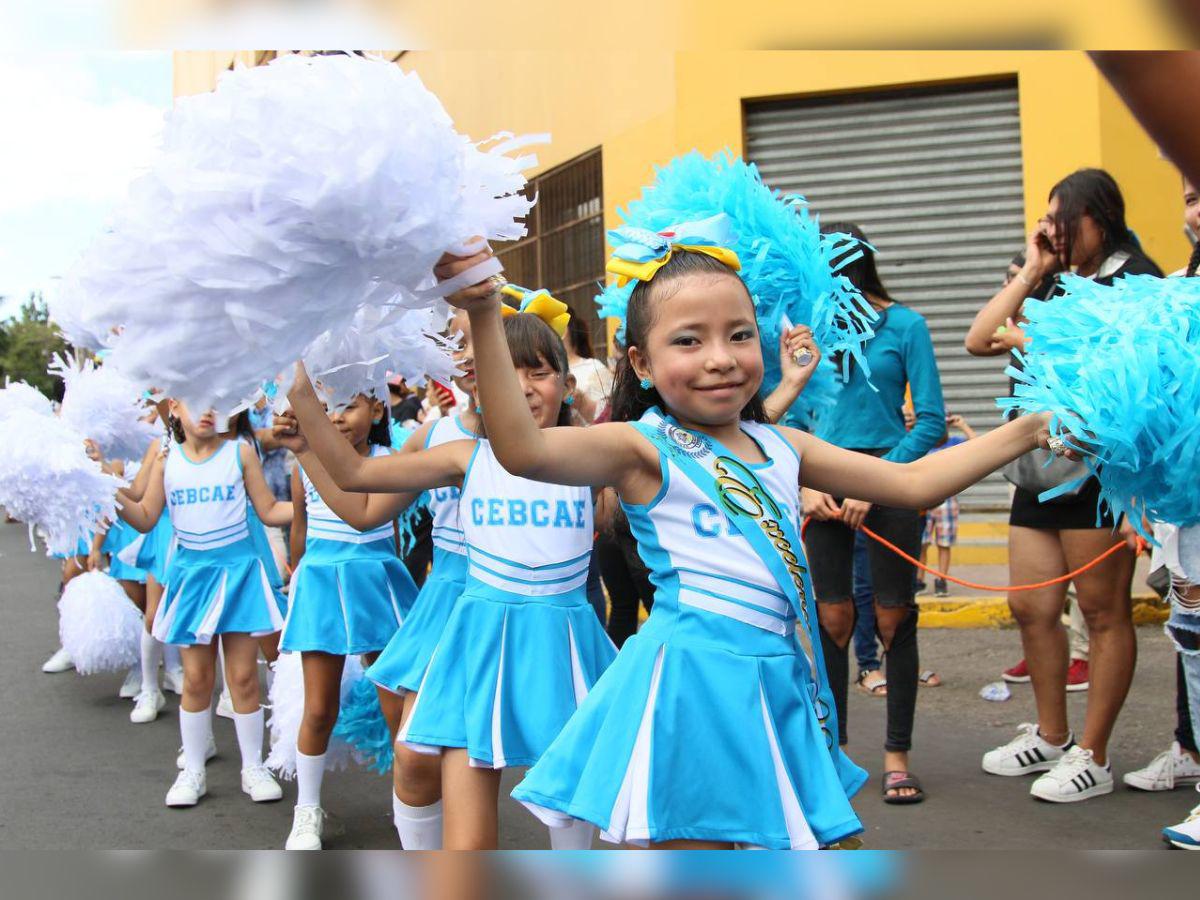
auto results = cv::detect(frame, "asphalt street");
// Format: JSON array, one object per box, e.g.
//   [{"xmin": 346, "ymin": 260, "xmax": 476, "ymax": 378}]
[{"xmin": 0, "ymin": 519, "xmax": 1192, "ymax": 850}]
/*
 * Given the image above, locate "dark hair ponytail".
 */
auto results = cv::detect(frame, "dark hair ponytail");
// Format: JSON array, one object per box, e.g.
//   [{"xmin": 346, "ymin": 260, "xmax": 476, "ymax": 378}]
[
  {"xmin": 167, "ymin": 413, "xmax": 185, "ymax": 443},
  {"xmin": 228, "ymin": 410, "xmax": 260, "ymax": 456},
  {"xmin": 1187, "ymin": 242, "xmax": 1200, "ymax": 278},
  {"xmin": 608, "ymin": 250, "xmax": 766, "ymax": 424},
  {"xmin": 368, "ymin": 400, "xmax": 393, "ymax": 447}
]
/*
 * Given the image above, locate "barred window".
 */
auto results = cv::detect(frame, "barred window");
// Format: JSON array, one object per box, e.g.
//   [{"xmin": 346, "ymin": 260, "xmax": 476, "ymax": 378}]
[{"xmin": 495, "ymin": 148, "xmax": 606, "ymax": 353}]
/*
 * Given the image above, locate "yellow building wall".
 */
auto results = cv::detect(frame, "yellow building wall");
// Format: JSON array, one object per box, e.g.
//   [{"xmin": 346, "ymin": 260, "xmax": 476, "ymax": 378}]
[{"xmin": 172, "ymin": 49, "xmax": 1190, "ymax": 273}]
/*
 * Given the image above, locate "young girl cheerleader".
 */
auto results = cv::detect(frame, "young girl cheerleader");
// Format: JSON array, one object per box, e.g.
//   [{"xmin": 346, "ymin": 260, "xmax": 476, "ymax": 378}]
[
  {"xmin": 276, "ymin": 391, "xmax": 419, "ymax": 850},
  {"xmin": 360, "ymin": 308, "xmax": 481, "ymax": 850},
  {"xmin": 114, "ymin": 400, "xmax": 292, "ymax": 809},
  {"xmin": 436, "ymin": 228, "xmax": 1069, "ymax": 849},
  {"xmin": 276, "ymin": 296, "xmax": 617, "ymax": 850}
]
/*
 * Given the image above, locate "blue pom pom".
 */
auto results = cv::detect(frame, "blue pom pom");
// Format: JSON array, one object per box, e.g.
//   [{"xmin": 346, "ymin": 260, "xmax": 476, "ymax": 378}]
[
  {"xmin": 330, "ymin": 675, "xmax": 393, "ymax": 775},
  {"xmin": 593, "ymin": 150, "xmax": 876, "ymax": 427},
  {"xmin": 395, "ymin": 491, "xmax": 430, "ymax": 557},
  {"xmin": 999, "ymin": 274, "xmax": 1200, "ymax": 533}
]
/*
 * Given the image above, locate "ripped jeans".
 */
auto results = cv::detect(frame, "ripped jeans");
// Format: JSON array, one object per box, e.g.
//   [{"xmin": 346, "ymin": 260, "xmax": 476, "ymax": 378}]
[{"xmin": 1167, "ymin": 598, "xmax": 1200, "ymax": 744}]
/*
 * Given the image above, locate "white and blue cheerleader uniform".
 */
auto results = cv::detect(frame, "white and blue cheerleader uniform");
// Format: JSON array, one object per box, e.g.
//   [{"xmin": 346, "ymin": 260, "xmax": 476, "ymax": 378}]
[
  {"xmin": 396, "ymin": 439, "xmax": 617, "ymax": 768},
  {"xmin": 116, "ymin": 436, "xmax": 176, "ymax": 584},
  {"xmin": 281, "ymin": 444, "xmax": 418, "ymax": 655},
  {"xmin": 366, "ymin": 415, "xmax": 475, "ymax": 694},
  {"xmin": 152, "ymin": 439, "xmax": 287, "ymax": 645},
  {"xmin": 513, "ymin": 409, "xmax": 867, "ymax": 849}
]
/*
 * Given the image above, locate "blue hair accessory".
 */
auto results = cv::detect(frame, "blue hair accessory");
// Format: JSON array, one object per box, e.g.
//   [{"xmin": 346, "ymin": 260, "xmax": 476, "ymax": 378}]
[
  {"xmin": 639, "ymin": 377, "xmax": 653, "ymax": 390},
  {"xmin": 999, "ymin": 273, "xmax": 1200, "ymax": 535},
  {"xmin": 594, "ymin": 150, "xmax": 877, "ymax": 429}
]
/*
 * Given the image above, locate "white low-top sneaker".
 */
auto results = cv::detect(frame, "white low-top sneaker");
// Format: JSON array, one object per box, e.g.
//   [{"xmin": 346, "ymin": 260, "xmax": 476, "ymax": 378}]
[
  {"xmin": 215, "ymin": 689, "xmax": 235, "ymax": 720},
  {"xmin": 242, "ymin": 765, "xmax": 283, "ymax": 803},
  {"xmin": 162, "ymin": 667, "xmax": 185, "ymax": 696},
  {"xmin": 176, "ymin": 734, "xmax": 218, "ymax": 770},
  {"xmin": 982, "ymin": 723, "xmax": 1073, "ymax": 776},
  {"xmin": 1163, "ymin": 787, "xmax": 1200, "ymax": 850},
  {"xmin": 165, "ymin": 769, "xmax": 206, "ymax": 807},
  {"xmin": 41, "ymin": 647, "xmax": 74, "ymax": 674},
  {"xmin": 285, "ymin": 804, "xmax": 325, "ymax": 850},
  {"xmin": 130, "ymin": 690, "xmax": 166, "ymax": 724},
  {"xmin": 1031, "ymin": 746, "xmax": 1114, "ymax": 803},
  {"xmin": 118, "ymin": 667, "xmax": 143, "ymax": 699},
  {"xmin": 1123, "ymin": 742, "xmax": 1200, "ymax": 792}
]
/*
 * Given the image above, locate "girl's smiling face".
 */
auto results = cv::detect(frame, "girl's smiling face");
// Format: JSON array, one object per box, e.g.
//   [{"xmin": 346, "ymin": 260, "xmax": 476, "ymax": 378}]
[
  {"xmin": 629, "ymin": 272, "xmax": 763, "ymax": 428},
  {"xmin": 447, "ymin": 309, "xmax": 476, "ymax": 396},
  {"xmin": 515, "ymin": 356, "xmax": 566, "ymax": 429},
  {"xmin": 329, "ymin": 393, "xmax": 383, "ymax": 448}
]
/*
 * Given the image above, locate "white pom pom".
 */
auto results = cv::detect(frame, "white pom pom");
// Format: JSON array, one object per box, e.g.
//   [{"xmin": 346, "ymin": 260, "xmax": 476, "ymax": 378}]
[
  {"xmin": 59, "ymin": 53, "xmax": 543, "ymax": 416},
  {"xmin": 49, "ymin": 351, "xmax": 158, "ymax": 461},
  {"xmin": 265, "ymin": 651, "xmax": 365, "ymax": 778},
  {"xmin": 0, "ymin": 401, "xmax": 123, "ymax": 556},
  {"xmin": 57, "ymin": 571, "xmax": 142, "ymax": 675},
  {"xmin": 0, "ymin": 380, "xmax": 54, "ymax": 421}
]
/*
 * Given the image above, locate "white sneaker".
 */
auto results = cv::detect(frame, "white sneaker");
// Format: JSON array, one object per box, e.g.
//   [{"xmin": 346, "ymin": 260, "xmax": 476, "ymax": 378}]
[
  {"xmin": 1030, "ymin": 745, "xmax": 1114, "ymax": 803},
  {"xmin": 163, "ymin": 667, "xmax": 185, "ymax": 696},
  {"xmin": 285, "ymin": 804, "xmax": 325, "ymax": 850},
  {"xmin": 176, "ymin": 734, "xmax": 218, "ymax": 769},
  {"xmin": 130, "ymin": 690, "xmax": 166, "ymax": 724},
  {"xmin": 216, "ymin": 689, "xmax": 235, "ymax": 720},
  {"xmin": 1123, "ymin": 742, "xmax": 1200, "ymax": 792},
  {"xmin": 165, "ymin": 769, "xmax": 207, "ymax": 807},
  {"xmin": 241, "ymin": 765, "xmax": 283, "ymax": 803},
  {"xmin": 1162, "ymin": 787, "xmax": 1200, "ymax": 850},
  {"xmin": 41, "ymin": 647, "xmax": 74, "ymax": 673},
  {"xmin": 118, "ymin": 667, "xmax": 143, "ymax": 699},
  {"xmin": 982, "ymin": 723, "xmax": 1073, "ymax": 776}
]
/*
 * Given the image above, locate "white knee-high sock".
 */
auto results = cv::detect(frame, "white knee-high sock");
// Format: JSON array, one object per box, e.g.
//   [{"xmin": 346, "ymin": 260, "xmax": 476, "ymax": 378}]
[
  {"xmin": 548, "ymin": 820, "xmax": 595, "ymax": 850},
  {"xmin": 179, "ymin": 707, "xmax": 212, "ymax": 773},
  {"xmin": 233, "ymin": 708, "xmax": 265, "ymax": 769},
  {"xmin": 393, "ymin": 794, "xmax": 443, "ymax": 849},
  {"xmin": 295, "ymin": 750, "xmax": 326, "ymax": 808},
  {"xmin": 163, "ymin": 643, "xmax": 182, "ymax": 672},
  {"xmin": 139, "ymin": 630, "xmax": 162, "ymax": 695}
]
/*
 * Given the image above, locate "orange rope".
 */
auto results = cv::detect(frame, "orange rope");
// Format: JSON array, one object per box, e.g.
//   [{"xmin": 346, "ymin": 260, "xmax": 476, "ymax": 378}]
[{"xmin": 801, "ymin": 518, "xmax": 1142, "ymax": 593}]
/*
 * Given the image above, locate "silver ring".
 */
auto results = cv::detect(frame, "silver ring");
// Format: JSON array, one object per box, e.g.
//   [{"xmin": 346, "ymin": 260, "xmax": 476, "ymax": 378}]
[
  {"xmin": 1046, "ymin": 434, "xmax": 1068, "ymax": 457},
  {"xmin": 793, "ymin": 350, "xmax": 814, "ymax": 367}
]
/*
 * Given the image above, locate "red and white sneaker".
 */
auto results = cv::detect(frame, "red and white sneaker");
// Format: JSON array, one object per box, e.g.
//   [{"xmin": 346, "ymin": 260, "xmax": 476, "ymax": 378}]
[
  {"xmin": 1066, "ymin": 659, "xmax": 1089, "ymax": 692},
  {"xmin": 1002, "ymin": 659, "xmax": 1031, "ymax": 684}
]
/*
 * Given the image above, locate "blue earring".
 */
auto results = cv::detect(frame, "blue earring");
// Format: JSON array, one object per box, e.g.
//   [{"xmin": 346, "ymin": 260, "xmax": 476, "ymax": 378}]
[
  {"xmin": 474, "ymin": 404, "xmax": 483, "ymax": 414},
  {"xmin": 639, "ymin": 377, "xmax": 653, "ymax": 390},
  {"xmin": 564, "ymin": 395, "xmax": 575, "ymax": 406}
]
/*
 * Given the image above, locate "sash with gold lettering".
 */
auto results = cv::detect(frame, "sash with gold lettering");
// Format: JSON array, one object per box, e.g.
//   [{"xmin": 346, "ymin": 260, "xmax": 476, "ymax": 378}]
[{"xmin": 633, "ymin": 408, "xmax": 839, "ymax": 752}]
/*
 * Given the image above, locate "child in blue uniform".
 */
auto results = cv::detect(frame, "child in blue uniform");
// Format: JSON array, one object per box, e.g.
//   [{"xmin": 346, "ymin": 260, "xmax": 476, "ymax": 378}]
[
  {"xmin": 276, "ymin": 298, "xmax": 616, "ymax": 850},
  {"xmin": 114, "ymin": 400, "xmax": 292, "ymax": 810},
  {"xmin": 437, "ymin": 224, "xmax": 1067, "ymax": 848},
  {"xmin": 278, "ymin": 391, "xmax": 419, "ymax": 850}
]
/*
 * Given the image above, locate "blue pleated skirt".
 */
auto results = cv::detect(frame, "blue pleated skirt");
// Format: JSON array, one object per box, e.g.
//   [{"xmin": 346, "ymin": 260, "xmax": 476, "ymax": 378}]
[
  {"xmin": 153, "ymin": 536, "xmax": 287, "ymax": 645},
  {"xmin": 247, "ymin": 508, "xmax": 283, "ymax": 590},
  {"xmin": 512, "ymin": 602, "xmax": 867, "ymax": 849},
  {"xmin": 366, "ymin": 548, "xmax": 469, "ymax": 695},
  {"xmin": 281, "ymin": 537, "xmax": 418, "ymax": 655},
  {"xmin": 117, "ymin": 512, "xmax": 175, "ymax": 584},
  {"xmin": 397, "ymin": 578, "xmax": 617, "ymax": 769},
  {"xmin": 103, "ymin": 520, "xmax": 147, "ymax": 583}
]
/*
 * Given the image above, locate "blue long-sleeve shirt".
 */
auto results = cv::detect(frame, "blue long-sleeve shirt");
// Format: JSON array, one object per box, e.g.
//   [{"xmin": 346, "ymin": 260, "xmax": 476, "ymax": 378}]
[{"xmin": 814, "ymin": 303, "xmax": 945, "ymax": 463}]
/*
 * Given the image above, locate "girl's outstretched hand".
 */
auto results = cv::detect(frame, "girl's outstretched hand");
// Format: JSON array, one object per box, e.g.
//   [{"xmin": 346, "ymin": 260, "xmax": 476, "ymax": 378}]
[
  {"xmin": 779, "ymin": 324, "xmax": 821, "ymax": 388},
  {"xmin": 272, "ymin": 410, "xmax": 309, "ymax": 455},
  {"xmin": 1032, "ymin": 411, "xmax": 1084, "ymax": 461},
  {"xmin": 434, "ymin": 249, "xmax": 501, "ymax": 311}
]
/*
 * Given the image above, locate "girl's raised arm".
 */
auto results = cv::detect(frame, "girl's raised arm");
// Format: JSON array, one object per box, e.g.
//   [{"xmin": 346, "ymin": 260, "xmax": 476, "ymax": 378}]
[
  {"xmin": 790, "ymin": 412, "xmax": 1051, "ymax": 510},
  {"xmin": 289, "ymin": 465, "xmax": 307, "ymax": 568},
  {"xmin": 122, "ymin": 439, "xmax": 162, "ymax": 503},
  {"xmin": 116, "ymin": 454, "xmax": 166, "ymax": 532},
  {"xmin": 439, "ymin": 255, "xmax": 650, "ymax": 491},
  {"xmin": 239, "ymin": 443, "xmax": 293, "ymax": 528}
]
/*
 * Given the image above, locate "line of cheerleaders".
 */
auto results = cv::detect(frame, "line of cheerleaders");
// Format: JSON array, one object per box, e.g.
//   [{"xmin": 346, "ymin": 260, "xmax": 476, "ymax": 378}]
[{"xmin": 82, "ymin": 230, "xmax": 1062, "ymax": 851}]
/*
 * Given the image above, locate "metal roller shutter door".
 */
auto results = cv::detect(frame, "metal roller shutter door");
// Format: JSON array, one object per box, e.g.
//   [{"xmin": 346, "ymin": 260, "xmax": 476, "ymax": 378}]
[{"xmin": 745, "ymin": 79, "xmax": 1025, "ymax": 510}]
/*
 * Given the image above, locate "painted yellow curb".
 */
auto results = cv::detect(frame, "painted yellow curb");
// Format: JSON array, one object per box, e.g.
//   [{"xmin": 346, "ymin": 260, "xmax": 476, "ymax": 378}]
[{"xmin": 918, "ymin": 594, "xmax": 1169, "ymax": 629}]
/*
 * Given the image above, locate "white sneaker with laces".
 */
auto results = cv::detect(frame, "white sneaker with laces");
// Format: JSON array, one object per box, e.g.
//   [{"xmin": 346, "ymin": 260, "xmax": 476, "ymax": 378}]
[
  {"xmin": 1162, "ymin": 786, "xmax": 1200, "ymax": 850},
  {"xmin": 242, "ymin": 765, "xmax": 283, "ymax": 803},
  {"xmin": 1030, "ymin": 745, "xmax": 1113, "ymax": 802},
  {"xmin": 216, "ymin": 689, "xmax": 235, "ymax": 720},
  {"xmin": 982, "ymin": 723, "xmax": 1072, "ymax": 776},
  {"xmin": 165, "ymin": 769, "xmax": 206, "ymax": 807},
  {"xmin": 118, "ymin": 667, "xmax": 142, "ymax": 699},
  {"xmin": 176, "ymin": 734, "xmax": 218, "ymax": 769},
  {"xmin": 285, "ymin": 804, "xmax": 325, "ymax": 850},
  {"xmin": 41, "ymin": 647, "xmax": 74, "ymax": 673},
  {"xmin": 130, "ymin": 690, "xmax": 166, "ymax": 724},
  {"xmin": 1123, "ymin": 742, "xmax": 1200, "ymax": 792},
  {"xmin": 163, "ymin": 667, "xmax": 185, "ymax": 696}
]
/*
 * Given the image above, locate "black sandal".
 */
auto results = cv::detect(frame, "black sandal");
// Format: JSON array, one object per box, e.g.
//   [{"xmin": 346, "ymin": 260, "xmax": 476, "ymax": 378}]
[{"xmin": 882, "ymin": 770, "xmax": 925, "ymax": 805}]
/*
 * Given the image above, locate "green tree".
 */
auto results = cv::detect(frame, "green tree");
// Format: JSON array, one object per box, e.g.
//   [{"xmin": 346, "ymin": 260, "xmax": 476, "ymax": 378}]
[{"xmin": 0, "ymin": 292, "xmax": 67, "ymax": 398}]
